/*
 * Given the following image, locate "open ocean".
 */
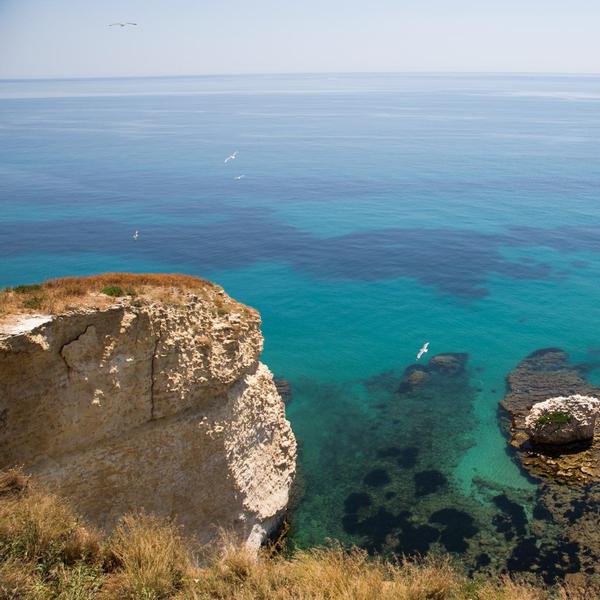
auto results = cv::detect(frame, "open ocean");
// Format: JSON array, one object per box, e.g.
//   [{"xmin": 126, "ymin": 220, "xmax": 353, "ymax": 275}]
[{"xmin": 2, "ymin": 73, "xmax": 600, "ymax": 577}]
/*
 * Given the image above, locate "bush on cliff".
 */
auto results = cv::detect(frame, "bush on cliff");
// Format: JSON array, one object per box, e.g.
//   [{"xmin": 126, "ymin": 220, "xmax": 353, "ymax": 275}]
[
  {"xmin": 101, "ymin": 285, "xmax": 124, "ymax": 297},
  {"xmin": 0, "ymin": 469, "xmax": 596, "ymax": 599}
]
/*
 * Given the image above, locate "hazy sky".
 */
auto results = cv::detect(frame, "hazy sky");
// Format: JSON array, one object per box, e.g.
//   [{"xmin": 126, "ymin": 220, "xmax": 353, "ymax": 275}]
[{"xmin": 1, "ymin": 0, "xmax": 599, "ymax": 78}]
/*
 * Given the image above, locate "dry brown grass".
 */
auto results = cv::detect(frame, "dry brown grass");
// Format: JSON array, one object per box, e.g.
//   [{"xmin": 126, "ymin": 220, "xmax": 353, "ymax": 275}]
[
  {"xmin": 0, "ymin": 468, "xmax": 30, "ymax": 497},
  {"xmin": 0, "ymin": 273, "xmax": 249, "ymax": 321},
  {"xmin": 0, "ymin": 479, "xmax": 101, "ymax": 569},
  {"xmin": 0, "ymin": 468, "xmax": 597, "ymax": 599},
  {"xmin": 101, "ymin": 513, "xmax": 192, "ymax": 599},
  {"xmin": 189, "ymin": 543, "xmax": 466, "ymax": 600}
]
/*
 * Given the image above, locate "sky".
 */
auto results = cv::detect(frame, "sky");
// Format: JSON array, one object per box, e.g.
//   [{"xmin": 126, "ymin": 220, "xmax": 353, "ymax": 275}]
[{"xmin": 1, "ymin": 0, "xmax": 599, "ymax": 78}]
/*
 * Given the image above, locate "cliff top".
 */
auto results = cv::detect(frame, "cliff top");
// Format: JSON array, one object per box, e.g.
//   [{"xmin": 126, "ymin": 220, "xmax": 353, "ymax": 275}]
[{"xmin": 0, "ymin": 273, "xmax": 256, "ymax": 334}]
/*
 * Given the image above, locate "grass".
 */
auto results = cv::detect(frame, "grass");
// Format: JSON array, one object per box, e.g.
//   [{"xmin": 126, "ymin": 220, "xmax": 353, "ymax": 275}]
[
  {"xmin": 22, "ymin": 296, "xmax": 44, "ymax": 310},
  {"xmin": 12, "ymin": 284, "xmax": 42, "ymax": 294},
  {"xmin": 0, "ymin": 273, "xmax": 256, "ymax": 321},
  {"xmin": 0, "ymin": 469, "xmax": 596, "ymax": 599},
  {"xmin": 536, "ymin": 411, "xmax": 573, "ymax": 426}
]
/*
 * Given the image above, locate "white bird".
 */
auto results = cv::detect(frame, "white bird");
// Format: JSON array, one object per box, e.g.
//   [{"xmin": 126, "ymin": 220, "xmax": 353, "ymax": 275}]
[
  {"xmin": 416, "ymin": 342, "xmax": 429, "ymax": 361},
  {"xmin": 109, "ymin": 22, "xmax": 138, "ymax": 27},
  {"xmin": 224, "ymin": 151, "xmax": 238, "ymax": 163},
  {"xmin": 133, "ymin": 230, "xmax": 139, "ymax": 241},
  {"xmin": 234, "ymin": 175, "xmax": 245, "ymax": 180}
]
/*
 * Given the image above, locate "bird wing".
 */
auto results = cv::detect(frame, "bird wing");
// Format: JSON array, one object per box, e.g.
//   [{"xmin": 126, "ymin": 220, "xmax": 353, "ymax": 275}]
[
  {"xmin": 108, "ymin": 23, "xmax": 121, "ymax": 26},
  {"xmin": 127, "ymin": 23, "xmax": 138, "ymax": 25}
]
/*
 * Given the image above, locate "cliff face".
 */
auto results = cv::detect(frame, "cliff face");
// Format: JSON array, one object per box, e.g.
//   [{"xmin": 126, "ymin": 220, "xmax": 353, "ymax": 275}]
[{"xmin": 0, "ymin": 276, "xmax": 296, "ymax": 547}]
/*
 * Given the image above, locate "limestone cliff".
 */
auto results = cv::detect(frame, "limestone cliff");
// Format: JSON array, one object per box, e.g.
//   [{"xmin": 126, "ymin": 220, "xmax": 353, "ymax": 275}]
[{"xmin": 0, "ymin": 274, "xmax": 296, "ymax": 547}]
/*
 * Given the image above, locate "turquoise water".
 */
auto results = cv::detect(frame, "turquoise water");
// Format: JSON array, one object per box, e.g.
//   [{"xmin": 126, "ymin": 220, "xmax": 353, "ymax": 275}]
[{"xmin": 2, "ymin": 73, "xmax": 600, "ymax": 574}]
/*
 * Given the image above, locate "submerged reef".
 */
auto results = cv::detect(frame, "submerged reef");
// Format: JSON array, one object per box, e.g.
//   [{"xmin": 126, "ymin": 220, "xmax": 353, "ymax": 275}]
[{"xmin": 291, "ymin": 349, "xmax": 600, "ymax": 584}]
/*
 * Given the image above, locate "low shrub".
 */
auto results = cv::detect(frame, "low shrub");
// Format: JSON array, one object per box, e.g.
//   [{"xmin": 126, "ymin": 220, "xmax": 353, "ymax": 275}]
[
  {"xmin": 101, "ymin": 286, "xmax": 124, "ymax": 297},
  {"xmin": 22, "ymin": 296, "xmax": 44, "ymax": 310},
  {"xmin": 13, "ymin": 284, "xmax": 42, "ymax": 294},
  {"xmin": 536, "ymin": 411, "xmax": 572, "ymax": 426}
]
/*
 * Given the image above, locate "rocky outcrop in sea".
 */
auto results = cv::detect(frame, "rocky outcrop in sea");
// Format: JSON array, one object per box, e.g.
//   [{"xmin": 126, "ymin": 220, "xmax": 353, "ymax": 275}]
[
  {"xmin": 525, "ymin": 394, "xmax": 600, "ymax": 446},
  {"xmin": 501, "ymin": 348, "xmax": 600, "ymax": 483}
]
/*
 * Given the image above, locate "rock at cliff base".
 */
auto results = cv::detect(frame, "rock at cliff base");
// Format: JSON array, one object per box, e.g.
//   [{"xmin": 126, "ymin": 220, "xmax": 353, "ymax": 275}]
[{"xmin": 274, "ymin": 378, "xmax": 292, "ymax": 404}]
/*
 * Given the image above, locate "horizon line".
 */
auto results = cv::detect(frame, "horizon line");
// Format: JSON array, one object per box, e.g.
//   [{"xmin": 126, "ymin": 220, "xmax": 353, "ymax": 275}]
[{"xmin": 2, "ymin": 69, "xmax": 600, "ymax": 82}]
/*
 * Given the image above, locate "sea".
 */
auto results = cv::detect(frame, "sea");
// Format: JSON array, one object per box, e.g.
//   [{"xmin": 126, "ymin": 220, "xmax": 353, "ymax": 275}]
[{"xmin": 2, "ymin": 73, "xmax": 600, "ymax": 579}]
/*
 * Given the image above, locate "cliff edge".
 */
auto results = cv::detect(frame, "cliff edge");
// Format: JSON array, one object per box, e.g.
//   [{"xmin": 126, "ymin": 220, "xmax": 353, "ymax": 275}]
[{"xmin": 0, "ymin": 274, "xmax": 296, "ymax": 547}]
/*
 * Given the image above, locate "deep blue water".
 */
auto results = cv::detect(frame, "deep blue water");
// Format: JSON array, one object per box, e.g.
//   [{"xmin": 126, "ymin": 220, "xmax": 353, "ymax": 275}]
[{"xmin": 2, "ymin": 73, "xmax": 600, "ymax": 574}]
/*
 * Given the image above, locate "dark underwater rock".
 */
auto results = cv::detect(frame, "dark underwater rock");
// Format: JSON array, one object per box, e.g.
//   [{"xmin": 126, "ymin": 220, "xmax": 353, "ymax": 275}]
[
  {"xmin": 429, "ymin": 508, "xmax": 478, "ymax": 553},
  {"xmin": 344, "ymin": 492, "xmax": 371, "ymax": 514},
  {"xmin": 396, "ymin": 522, "xmax": 440, "ymax": 556},
  {"xmin": 274, "ymin": 378, "xmax": 292, "ymax": 404},
  {"xmin": 507, "ymin": 536, "xmax": 581, "ymax": 584},
  {"xmin": 363, "ymin": 468, "xmax": 391, "ymax": 487},
  {"xmin": 493, "ymin": 494, "xmax": 527, "ymax": 535},
  {"xmin": 397, "ymin": 352, "xmax": 470, "ymax": 396},
  {"xmin": 414, "ymin": 469, "xmax": 447, "ymax": 496},
  {"xmin": 428, "ymin": 352, "xmax": 468, "ymax": 376}
]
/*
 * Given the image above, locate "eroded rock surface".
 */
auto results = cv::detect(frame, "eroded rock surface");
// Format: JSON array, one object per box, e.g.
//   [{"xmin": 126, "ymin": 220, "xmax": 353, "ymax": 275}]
[
  {"xmin": 0, "ymin": 277, "xmax": 296, "ymax": 547},
  {"xmin": 525, "ymin": 395, "xmax": 600, "ymax": 446}
]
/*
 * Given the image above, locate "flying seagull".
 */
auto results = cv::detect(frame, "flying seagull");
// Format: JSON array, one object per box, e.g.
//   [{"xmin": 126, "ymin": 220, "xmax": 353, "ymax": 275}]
[
  {"xmin": 416, "ymin": 342, "xmax": 429, "ymax": 361},
  {"xmin": 224, "ymin": 151, "xmax": 238, "ymax": 163},
  {"xmin": 133, "ymin": 230, "xmax": 139, "ymax": 241},
  {"xmin": 109, "ymin": 22, "xmax": 138, "ymax": 27},
  {"xmin": 234, "ymin": 175, "xmax": 245, "ymax": 180}
]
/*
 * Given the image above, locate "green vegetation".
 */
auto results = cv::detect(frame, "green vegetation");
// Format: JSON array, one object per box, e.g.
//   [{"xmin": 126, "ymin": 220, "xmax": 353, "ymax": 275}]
[
  {"xmin": 101, "ymin": 286, "xmax": 138, "ymax": 298},
  {"xmin": 22, "ymin": 296, "xmax": 44, "ymax": 310},
  {"xmin": 0, "ymin": 468, "xmax": 595, "ymax": 599},
  {"xmin": 12, "ymin": 284, "xmax": 42, "ymax": 294},
  {"xmin": 536, "ymin": 411, "xmax": 572, "ymax": 426},
  {"xmin": 101, "ymin": 286, "xmax": 124, "ymax": 297}
]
